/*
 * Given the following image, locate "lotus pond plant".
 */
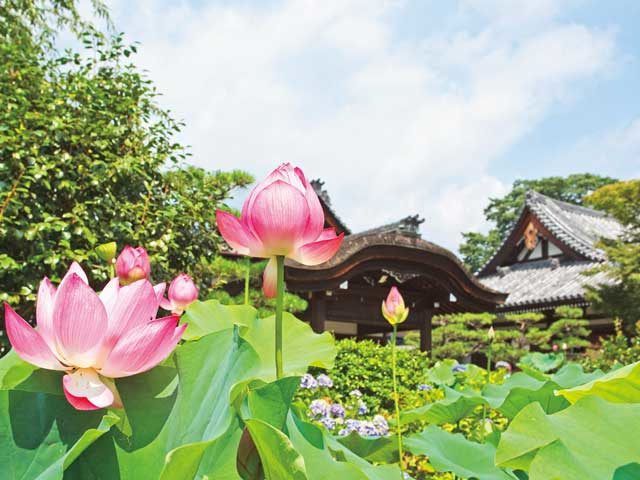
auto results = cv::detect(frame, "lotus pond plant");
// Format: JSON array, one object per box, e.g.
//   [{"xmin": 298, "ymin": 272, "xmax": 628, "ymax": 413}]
[
  {"xmin": 216, "ymin": 163, "xmax": 344, "ymax": 379},
  {"xmin": 4, "ymin": 253, "xmax": 188, "ymax": 410}
]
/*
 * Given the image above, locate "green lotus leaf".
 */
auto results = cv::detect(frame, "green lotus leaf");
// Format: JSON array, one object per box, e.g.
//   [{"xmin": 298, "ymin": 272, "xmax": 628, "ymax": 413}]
[
  {"xmin": 556, "ymin": 361, "xmax": 640, "ymax": 404},
  {"xmin": 404, "ymin": 425, "xmax": 517, "ymax": 480},
  {"xmin": 496, "ymin": 396, "xmax": 640, "ymax": 480}
]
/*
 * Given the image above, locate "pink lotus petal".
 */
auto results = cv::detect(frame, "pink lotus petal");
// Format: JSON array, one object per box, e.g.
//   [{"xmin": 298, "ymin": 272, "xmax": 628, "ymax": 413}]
[
  {"xmin": 262, "ymin": 257, "xmax": 277, "ymax": 298},
  {"xmin": 104, "ymin": 279, "xmax": 158, "ymax": 351},
  {"xmin": 63, "ymin": 369, "xmax": 114, "ymax": 408},
  {"xmin": 4, "ymin": 303, "xmax": 67, "ymax": 371},
  {"xmin": 62, "ymin": 261, "xmax": 89, "ymax": 285},
  {"xmin": 53, "ymin": 274, "xmax": 108, "ymax": 368},
  {"xmin": 293, "ymin": 232, "xmax": 344, "ymax": 266},
  {"xmin": 99, "ymin": 277, "xmax": 120, "ymax": 318},
  {"xmin": 100, "ymin": 316, "xmax": 184, "ymax": 378},
  {"xmin": 216, "ymin": 210, "xmax": 255, "ymax": 256},
  {"xmin": 242, "ymin": 164, "xmax": 303, "ymax": 222},
  {"xmin": 249, "ymin": 180, "xmax": 310, "ymax": 256},
  {"xmin": 153, "ymin": 282, "xmax": 166, "ymax": 303},
  {"xmin": 159, "ymin": 297, "xmax": 173, "ymax": 311},
  {"xmin": 36, "ymin": 277, "xmax": 57, "ymax": 349},
  {"xmin": 63, "ymin": 387, "xmax": 101, "ymax": 411},
  {"xmin": 301, "ymin": 182, "xmax": 324, "ymax": 244},
  {"xmin": 316, "ymin": 227, "xmax": 339, "ymax": 241}
]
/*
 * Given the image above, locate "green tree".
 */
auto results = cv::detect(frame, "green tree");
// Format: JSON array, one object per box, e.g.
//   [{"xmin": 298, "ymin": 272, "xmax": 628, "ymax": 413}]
[
  {"xmin": 432, "ymin": 312, "xmax": 548, "ymax": 364},
  {"xmin": 460, "ymin": 174, "xmax": 618, "ymax": 272},
  {"xmin": 583, "ymin": 179, "xmax": 640, "ymax": 328},
  {"xmin": 0, "ymin": 1, "xmax": 254, "ymax": 340},
  {"xmin": 544, "ymin": 306, "xmax": 590, "ymax": 356}
]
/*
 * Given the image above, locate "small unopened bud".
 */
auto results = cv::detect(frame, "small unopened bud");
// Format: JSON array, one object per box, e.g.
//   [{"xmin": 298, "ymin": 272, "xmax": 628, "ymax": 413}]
[
  {"xmin": 488, "ymin": 326, "xmax": 496, "ymax": 341},
  {"xmin": 95, "ymin": 242, "xmax": 117, "ymax": 263}
]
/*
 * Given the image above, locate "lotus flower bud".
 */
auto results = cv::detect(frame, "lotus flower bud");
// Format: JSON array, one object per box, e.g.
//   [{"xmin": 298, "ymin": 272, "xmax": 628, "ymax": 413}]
[
  {"xmin": 161, "ymin": 274, "xmax": 199, "ymax": 314},
  {"xmin": 215, "ymin": 163, "xmax": 344, "ymax": 298},
  {"xmin": 95, "ymin": 241, "xmax": 117, "ymax": 263},
  {"xmin": 488, "ymin": 326, "xmax": 496, "ymax": 341},
  {"xmin": 115, "ymin": 246, "xmax": 151, "ymax": 285},
  {"xmin": 381, "ymin": 287, "xmax": 409, "ymax": 325}
]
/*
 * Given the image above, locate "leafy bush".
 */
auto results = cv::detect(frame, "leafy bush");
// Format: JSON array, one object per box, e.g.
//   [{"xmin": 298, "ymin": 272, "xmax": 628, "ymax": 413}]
[
  {"xmin": 582, "ymin": 320, "xmax": 640, "ymax": 372},
  {"xmin": 0, "ymin": 0, "xmax": 253, "ymax": 313},
  {"xmin": 298, "ymin": 338, "xmax": 431, "ymax": 414}
]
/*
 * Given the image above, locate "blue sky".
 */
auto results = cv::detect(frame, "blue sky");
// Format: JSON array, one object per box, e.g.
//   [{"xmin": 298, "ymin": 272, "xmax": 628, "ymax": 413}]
[{"xmin": 104, "ymin": 0, "xmax": 640, "ymax": 250}]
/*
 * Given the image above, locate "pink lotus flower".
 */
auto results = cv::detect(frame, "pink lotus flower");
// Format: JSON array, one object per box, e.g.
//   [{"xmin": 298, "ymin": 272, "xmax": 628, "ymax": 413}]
[
  {"xmin": 4, "ymin": 262, "xmax": 185, "ymax": 411},
  {"xmin": 381, "ymin": 287, "xmax": 409, "ymax": 325},
  {"xmin": 216, "ymin": 163, "xmax": 344, "ymax": 297},
  {"xmin": 115, "ymin": 246, "xmax": 151, "ymax": 285},
  {"xmin": 161, "ymin": 273, "xmax": 199, "ymax": 314}
]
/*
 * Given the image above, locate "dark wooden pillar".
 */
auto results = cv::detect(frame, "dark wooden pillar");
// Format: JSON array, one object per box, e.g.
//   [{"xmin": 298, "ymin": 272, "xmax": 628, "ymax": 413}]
[
  {"xmin": 419, "ymin": 310, "xmax": 433, "ymax": 355},
  {"xmin": 310, "ymin": 291, "xmax": 327, "ymax": 334}
]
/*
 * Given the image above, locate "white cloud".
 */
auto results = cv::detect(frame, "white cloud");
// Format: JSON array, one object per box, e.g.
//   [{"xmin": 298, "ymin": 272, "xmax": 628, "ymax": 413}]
[
  {"xmin": 554, "ymin": 118, "xmax": 640, "ymax": 178},
  {"xmin": 106, "ymin": 0, "xmax": 617, "ymax": 250}
]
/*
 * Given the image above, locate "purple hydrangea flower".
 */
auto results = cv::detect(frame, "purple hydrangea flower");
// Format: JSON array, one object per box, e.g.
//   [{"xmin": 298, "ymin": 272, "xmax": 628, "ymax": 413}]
[
  {"xmin": 317, "ymin": 374, "xmax": 333, "ymax": 388},
  {"xmin": 309, "ymin": 399, "xmax": 330, "ymax": 417},
  {"xmin": 320, "ymin": 416, "xmax": 336, "ymax": 430},
  {"xmin": 349, "ymin": 389, "xmax": 362, "ymax": 398},
  {"xmin": 300, "ymin": 373, "xmax": 318, "ymax": 389},
  {"xmin": 357, "ymin": 401, "xmax": 368, "ymax": 415},
  {"xmin": 372, "ymin": 415, "xmax": 389, "ymax": 434},
  {"xmin": 330, "ymin": 403, "xmax": 345, "ymax": 418},
  {"xmin": 418, "ymin": 383, "xmax": 432, "ymax": 391},
  {"xmin": 451, "ymin": 364, "xmax": 467, "ymax": 373}
]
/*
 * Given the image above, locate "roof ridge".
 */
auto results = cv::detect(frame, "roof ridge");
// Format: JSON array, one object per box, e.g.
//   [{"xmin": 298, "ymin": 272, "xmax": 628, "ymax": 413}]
[
  {"xmin": 525, "ymin": 190, "xmax": 610, "ymax": 261},
  {"xmin": 525, "ymin": 190, "xmax": 611, "ymax": 219}
]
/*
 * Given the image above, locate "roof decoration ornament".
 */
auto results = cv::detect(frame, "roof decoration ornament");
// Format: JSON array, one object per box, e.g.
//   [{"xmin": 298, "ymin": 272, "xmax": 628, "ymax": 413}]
[{"xmin": 523, "ymin": 222, "xmax": 539, "ymax": 250}]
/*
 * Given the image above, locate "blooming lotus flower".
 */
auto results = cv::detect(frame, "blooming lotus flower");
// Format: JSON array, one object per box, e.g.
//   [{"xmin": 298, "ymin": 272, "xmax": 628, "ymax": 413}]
[
  {"xmin": 161, "ymin": 273, "xmax": 198, "ymax": 314},
  {"xmin": 381, "ymin": 287, "xmax": 409, "ymax": 325},
  {"xmin": 4, "ymin": 262, "xmax": 185, "ymax": 411},
  {"xmin": 116, "ymin": 246, "xmax": 151, "ymax": 285},
  {"xmin": 216, "ymin": 163, "xmax": 344, "ymax": 297}
]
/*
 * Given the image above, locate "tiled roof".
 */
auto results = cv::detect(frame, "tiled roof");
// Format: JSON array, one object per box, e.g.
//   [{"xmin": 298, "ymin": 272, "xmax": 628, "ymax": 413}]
[
  {"xmin": 525, "ymin": 191, "xmax": 623, "ymax": 261},
  {"xmin": 480, "ymin": 258, "xmax": 615, "ymax": 310},
  {"xmin": 354, "ymin": 215, "xmax": 425, "ymax": 238},
  {"xmin": 310, "ymin": 179, "xmax": 351, "ymax": 235}
]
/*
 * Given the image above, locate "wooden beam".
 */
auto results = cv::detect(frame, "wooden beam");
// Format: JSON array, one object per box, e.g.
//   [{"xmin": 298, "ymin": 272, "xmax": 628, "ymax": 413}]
[
  {"xmin": 310, "ymin": 292, "xmax": 327, "ymax": 334},
  {"xmin": 419, "ymin": 310, "xmax": 433, "ymax": 355}
]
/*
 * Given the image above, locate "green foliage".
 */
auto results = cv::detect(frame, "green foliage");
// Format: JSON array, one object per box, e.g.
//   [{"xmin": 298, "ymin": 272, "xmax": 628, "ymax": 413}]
[
  {"xmin": 584, "ymin": 179, "xmax": 640, "ymax": 328},
  {"xmin": 496, "ymin": 396, "xmax": 640, "ymax": 480},
  {"xmin": 582, "ymin": 320, "xmax": 640, "ymax": 372},
  {"xmin": 558, "ymin": 360, "xmax": 640, "ymax": 404},
  {"xmin": 544, "ymin": 306, "xmax": 590, "ymax": 355},
  {"xmin": 432, "ymin": 313, "xmax": 495, "ymax": 360},
  {"xmin": 459, "ymin": 174, "xmax": 618, "ymax": 271},
  {"xmin": 0, "ymin": 0, "xmax": 255, "ymax": 319},
  {"xmin": 405, "ymin": 425, "xmax": 518, "ymax": 480},
  {"xmin": 518, "ymin": 351, "xmax": 565, "ymax": 373},
  {"xmin": 299, "ymin": 338, "xmax": 431, "ymax": 414},
  {"xmin": 432, "ymin": 311, "xmax": 547, "ymax": 364}
]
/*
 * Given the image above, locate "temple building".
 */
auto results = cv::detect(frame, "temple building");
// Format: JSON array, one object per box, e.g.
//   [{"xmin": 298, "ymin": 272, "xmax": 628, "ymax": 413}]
[
  {"xmin": 477, "ymin": 190, "xmax": 622, "ymax": 333},
  {"xmin": 284, "ymin": 184, "xmax": 622, "ymax": 349},
  {"xmin": 284, "ymin": 181, "xmax": 506, "ymax": 352}
]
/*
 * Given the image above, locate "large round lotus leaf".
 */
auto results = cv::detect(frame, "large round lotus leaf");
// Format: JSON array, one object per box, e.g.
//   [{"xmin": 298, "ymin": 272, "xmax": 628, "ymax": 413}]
[
  {"xmin": 496, "ymin": 396, "xmax": 640, "ymax": 480},
  {"xmin": 556, "ymin": 361, "xmax": 640, "ymax": 404},
  {"xmin": 405, "ymin": 425, "xmax": 517, "ymax": 480}
]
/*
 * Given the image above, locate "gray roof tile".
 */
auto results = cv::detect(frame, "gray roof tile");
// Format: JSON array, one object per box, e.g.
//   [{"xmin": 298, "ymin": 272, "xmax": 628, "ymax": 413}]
[
  {"xmin": 525, "ymin": 191, "xmax": 623, "ymax": 261},
  {"xmin": 480, "ymin": 258, "xmax": 615, "ymax": 309}
]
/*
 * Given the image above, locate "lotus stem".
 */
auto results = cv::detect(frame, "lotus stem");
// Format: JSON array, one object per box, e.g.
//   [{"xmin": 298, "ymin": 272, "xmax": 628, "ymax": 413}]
[
  {"xmin": 244, "ymin": 258, "xmax": 250, "ymax": 305},
  {"xmin": 391, "ymin": 324, "xmax": 404, "ymax": 477},
  {"xmin": 275, "ymin": 255, "xmax": 285, "ymax": 379}
]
